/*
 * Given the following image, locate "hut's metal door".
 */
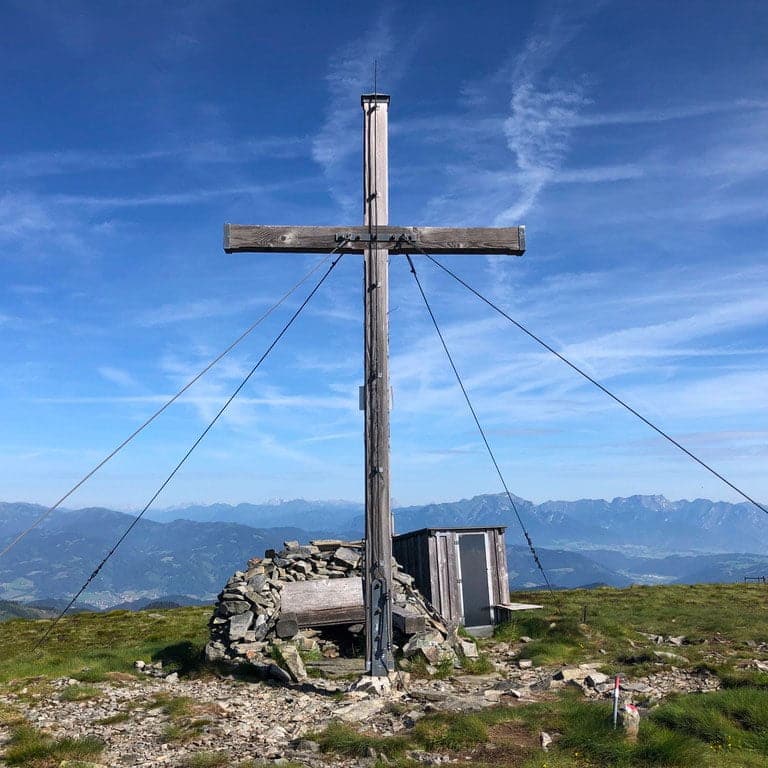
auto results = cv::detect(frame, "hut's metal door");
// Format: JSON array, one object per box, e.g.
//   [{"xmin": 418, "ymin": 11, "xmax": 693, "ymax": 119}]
[{"xmin": 458, "ymin": 533, "xmax": 492, "ymax": 626}]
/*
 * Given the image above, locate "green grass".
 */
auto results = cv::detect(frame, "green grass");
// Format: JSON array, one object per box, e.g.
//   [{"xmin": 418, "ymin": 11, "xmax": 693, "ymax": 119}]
[
  {"xmin": 314, "ymin": 707, "xmax": 520, "ymax": 759},
  {"xmin": 4, "ymin": 724, "xmax": 105, "ymax": 766},
  {"xmin": 177, "ymin": 752, "xmax": 231, "ymax": 768},
  {"xmin": 461, "ymin": 653, "xmax": 495, "ymax": 675},
  {"xmin": 96, "ymin": 711, "xmax": 131, "ymax": 725},
  {"xmin": 161, "ymin": 719, "xmax": 210, "ymax": 743},
  {"xmin": 495, "ymin": 614, "xmax": 590, "ymax": 666},
  {"xmin": 316, "ymin": 689, "xmax": 768, "ymax": 768},
  {"xmin": 313, "ymin": 721, "xmax": 410, "ymax": 758},
  {"xmin": 148, "ymin": 692, "xmax": 194, "ymax": 718},
  {"xmin": 0, "ymin": 606, "xmax": 211, "ymax": 683},
  {"xmin": 511, "ymin": 583, "xmax": 768, "ymax": 650},
  {"xmin": 144, "ymin": 692, "xmax": 213, "ymax": 743},
  {"xmin": 405, "ymin": 654, "xmax": 455, "ymax": 679},
  {"xmin": 59, "ymin": 683, "xmax": 102, "ymax": 702},
  {"xmin": 651, "ymin": 688, "xmax": 768, "ymax": 752},
  {"xmin": 513, "ymin": 689, "xmax": 768, "ymax": 768},
  {"xmin": 0, "ymin": 701, "xmax": 26, "ymax": 726}
]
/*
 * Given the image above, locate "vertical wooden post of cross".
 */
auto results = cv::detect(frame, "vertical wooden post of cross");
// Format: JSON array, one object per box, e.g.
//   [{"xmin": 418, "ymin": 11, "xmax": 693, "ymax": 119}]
[
  {"xmin": 223, "ymin": 93, "xmax": 525, "ymax": 681},
  {"xmin": 361, "ymin": 93, "xmax": 394, "ymax": 677}
]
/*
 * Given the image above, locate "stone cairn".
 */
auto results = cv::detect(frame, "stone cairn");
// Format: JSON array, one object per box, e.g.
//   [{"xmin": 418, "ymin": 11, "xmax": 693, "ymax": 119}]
[{"xmin": 205, "ymin": 539, "xmax": 464, "ymax": 680}]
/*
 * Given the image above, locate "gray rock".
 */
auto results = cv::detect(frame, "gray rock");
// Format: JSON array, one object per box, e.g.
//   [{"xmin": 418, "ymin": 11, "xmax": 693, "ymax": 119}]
[
  {"xmin": 622, "ymin": 681, "xmax": 651, "ymax": 693},
  {"xmin": 553, "ymin": 668, "xmax": 586, "ymax": 682},
  {"xmin": 277, "ymin": 644, "xmax": 307, "ymax": 682},
  {"xmin": 403, "ymin": 631, "xmax": 454, "ymax": 665},
  {"xmin": 653, "ymin": 650, "xmax": 687, "ymax": 664},
  {"xmin": 221, "ymin": 600, "xmax": 250, "ymax": 616},
  {"xmin": 229, "ymin": 610, "xmax": 254, "ymax": 641},
  {"xmin": 265, "ymin": 662, "xmax": 292, "ymax": 684},
  {"xmin": 295, "ymin": 739, "xmax": 320, "ymax": 753},
  {"xmin": 204, "ymin": 642, "xmax": 226, "ymax": 663},
  {"xmin": 333, "ymin": 546, "xmax": 361, "ymax": 569},
  {"xmin": 264, "ymin": 724, "xmax": 289, "ymax": 743},
  {"xmin": 247, "ymin": 574, "xmax": 268, "ymax": 592}
]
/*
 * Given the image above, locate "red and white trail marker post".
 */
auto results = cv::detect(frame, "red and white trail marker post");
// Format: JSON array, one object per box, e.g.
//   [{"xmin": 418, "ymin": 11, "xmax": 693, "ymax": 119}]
[{"xmin": 223, "ymin": 94, "xmax": 526, "ymax": 678}]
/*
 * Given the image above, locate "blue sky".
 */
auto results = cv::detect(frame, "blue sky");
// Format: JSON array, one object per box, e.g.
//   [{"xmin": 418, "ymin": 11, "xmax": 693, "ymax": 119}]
[{"xmin": 1, "ymin": 0, "xmax": 767, "ymax": 510}]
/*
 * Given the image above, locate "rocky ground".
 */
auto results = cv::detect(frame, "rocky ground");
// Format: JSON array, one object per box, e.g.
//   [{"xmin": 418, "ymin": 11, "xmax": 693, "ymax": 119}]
[{"xmin": 0, "ymin": 631, "xmax": 727, "ymax": 768}]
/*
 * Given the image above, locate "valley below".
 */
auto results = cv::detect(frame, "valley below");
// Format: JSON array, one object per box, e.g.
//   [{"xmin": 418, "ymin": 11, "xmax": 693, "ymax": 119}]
[{"xmin": 1, "ymin": 493, "xmax": 768, "ymax": 608}]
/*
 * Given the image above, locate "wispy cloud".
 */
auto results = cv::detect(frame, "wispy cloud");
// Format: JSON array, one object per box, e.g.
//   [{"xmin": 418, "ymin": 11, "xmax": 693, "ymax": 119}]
[
  {"xmin": 312, "ymin": 11, "xmax": 417, "ymax": 217},
  {"xmin": 0, "ymin": 192, "xmax": 86, "ymax": 253},
  {"xmin": 495, "ymin": 15, "xmax": 590, "ymax": 224},
  {"xmin": 51, "ymin": 182, "xmax": 296, "ymax": 209},
  {"xmin": 0, "ymin": 138, "xmax": 308, "ymax": 179},
  {"xmin": 387, "ymin": 259, "xmax": 768, "ymax": 438},
  {"xmin": 97, "ymin": 366, "xmax": 140, "ymax": 389},
  {"xmin": 567, "ymin": 99, "xmax": 768, "ymax": 128},
  {"xmin": 135, "ymin": 295, "xmax": 274, "ymax": 327}
]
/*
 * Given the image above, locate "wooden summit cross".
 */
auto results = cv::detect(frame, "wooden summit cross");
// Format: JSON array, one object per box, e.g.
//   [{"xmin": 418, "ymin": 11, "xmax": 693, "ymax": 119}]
[{"xmin": 223, "ymin": 94, "xmax": 525, "ymax": 678}]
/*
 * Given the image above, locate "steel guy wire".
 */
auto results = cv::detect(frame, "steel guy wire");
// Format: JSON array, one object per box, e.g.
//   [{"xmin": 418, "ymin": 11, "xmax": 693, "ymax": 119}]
[
  {"xmin": 405, "ymin": 254, "xmax": 555, "ymax": 594},
  {"xmin": 31, "ymin": 248, "xmax": 347, "ymax": 653},
  {"xmin": 0, "ymin": 251, "xmax": 340, "ymax": 560},
  {"xmin": 425, "ymin": 254, "xmax": 768, "ymax": 517}
]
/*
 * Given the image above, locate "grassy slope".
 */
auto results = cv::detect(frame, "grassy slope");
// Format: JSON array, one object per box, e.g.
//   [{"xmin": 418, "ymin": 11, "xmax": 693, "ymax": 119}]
[
  {"xmin": 3, "ymin": 586, "xmax": 768, "ymax": 767},
  {"xmin": 510, "ymin": 583, "xmax": 768, "ymax": 645},
  {"xmin": 0, "ymin": 606, "xmax": 211, "ymax": 682},
  {"xmin": 0, "ymin": 601, "xmax": 54, "ymax": 623}
]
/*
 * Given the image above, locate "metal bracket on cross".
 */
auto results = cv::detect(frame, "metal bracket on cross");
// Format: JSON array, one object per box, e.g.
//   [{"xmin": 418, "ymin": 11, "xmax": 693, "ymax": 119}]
[{"xmin": 335, "ymin": 230, "xmax": 415, "ymax": 245}]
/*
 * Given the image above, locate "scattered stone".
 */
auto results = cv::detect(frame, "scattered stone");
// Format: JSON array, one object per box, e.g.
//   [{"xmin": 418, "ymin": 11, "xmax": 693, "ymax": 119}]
[
  {"xmin": 264, "ymin": 724, "xmax": 288, "ymax": 742},
  {"xmin": 265, "ymin": 663, "xmax": 292, "ymax": 684},
  {"xmin": 620, "ymin": 703, "xmax": 640, "ymax": 742},
  {"xmin": 585, "ymin": 672, "xmax": 610, "ymax": 687},
  {"xmin": 133, "ymin": 660, "xmax": 145, "ymax": 670},
  {"xmin": 333, "ymin": 546, "xmax": 361, "ymax": 569},
  {"xmin": 337, "ymin": 697, "xmax": 387, "ymax": 721},
  {"xmin": 653, "ymin": 650, "xmax": 687, "ymax": 664},
  {"xmin": 458, "ymin": 639, "xmax": 479, "ymax": 659},
  {"xmin": 295, "ymin": 739, "xmax": 320, "ymax": 753},
  {"xmin": 206, "ymin": 539, "xmax": 449, "ymax": 673},
  {"xmin": 354, "ymin": 675, "xmax": 390, "ymax": 695},
  {"xmin": 403, "ymin": 631, "xmax": 455, "ymax": 666},
  {"xmin": 519, "ymin": 636, "xmax": 533, "ymax": 643},
  {"xmin": 553, "ymin": 667, "xmax": 586, "ymax": 682},
  {"xmin": 518, "ymin": 659, "xmax": 533, "ymax": 669},
  {"xmin": 276, "ymin": 644, "xmax": 306, "ymax": 683},
  {"xmin": 164, "ymin": 672, "xmax": 179, "ymax": 684},
  {"xmin": 540, "ymin": 731, "xmax": 553, "ymax": 751}
]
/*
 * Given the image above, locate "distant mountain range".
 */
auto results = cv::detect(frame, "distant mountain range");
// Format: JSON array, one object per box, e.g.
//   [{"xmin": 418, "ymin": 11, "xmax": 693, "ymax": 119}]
[
  {"xmin": 145, "ymin": 499, "xmax": 363, "ymax": 529},
  {"xmin": 1, "ymin": 493, "xmax": 767, "ymax": 605},
  {"xmin": 0, "ymin": 502, "xmax": 329, "ymax": 607}
]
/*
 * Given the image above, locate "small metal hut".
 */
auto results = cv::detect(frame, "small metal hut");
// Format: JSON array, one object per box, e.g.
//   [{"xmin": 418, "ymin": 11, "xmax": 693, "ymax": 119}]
[{"xmin": 393, "ymin": 526, "xmax": 511, "ymax": 632}]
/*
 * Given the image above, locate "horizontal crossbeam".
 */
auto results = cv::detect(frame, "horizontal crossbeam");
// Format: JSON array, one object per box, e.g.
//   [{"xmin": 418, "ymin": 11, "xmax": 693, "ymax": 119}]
[{"xmin": 224, "ymin": 224, "xmax": 525, "ymax": 255}]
